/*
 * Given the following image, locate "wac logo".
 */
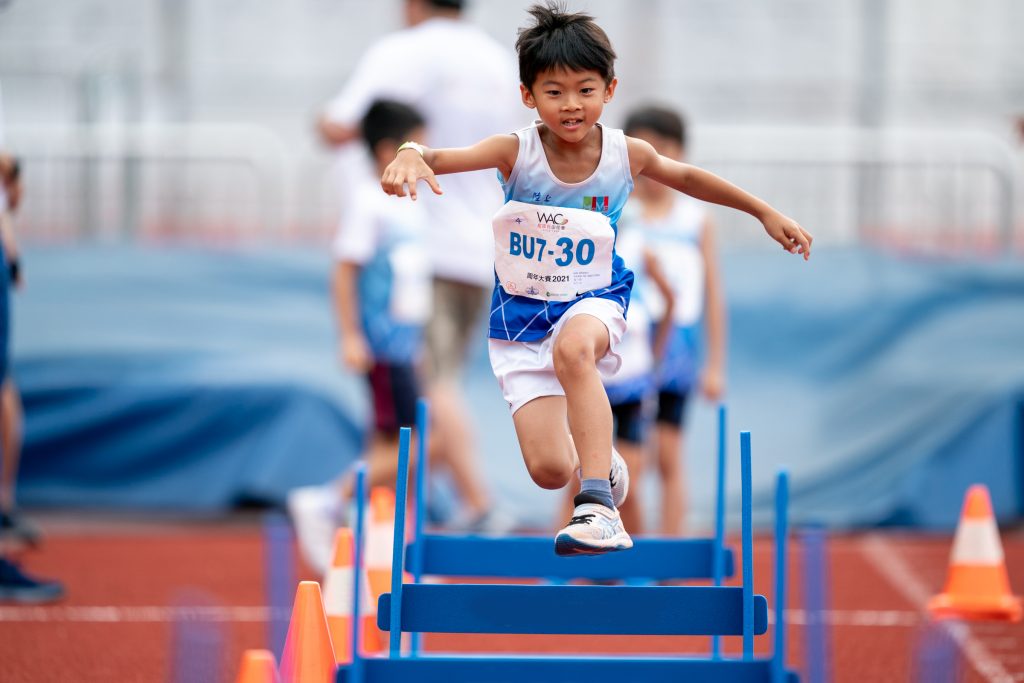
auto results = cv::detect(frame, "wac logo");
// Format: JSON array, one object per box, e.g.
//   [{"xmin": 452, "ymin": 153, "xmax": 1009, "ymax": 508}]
[{"xmin": 536, "ymin": 211, "xmax": 568, "ymax": 225}]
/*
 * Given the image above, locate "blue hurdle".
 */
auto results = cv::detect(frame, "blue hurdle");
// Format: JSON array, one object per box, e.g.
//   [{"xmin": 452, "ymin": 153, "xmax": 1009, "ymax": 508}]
[
  {"xmin": 406, "ymin": 399, "xmax": 735, "ymax": 584},
  {"xmin": 337, "ymin": 425, "xmax": 799, "ymax": 683}
]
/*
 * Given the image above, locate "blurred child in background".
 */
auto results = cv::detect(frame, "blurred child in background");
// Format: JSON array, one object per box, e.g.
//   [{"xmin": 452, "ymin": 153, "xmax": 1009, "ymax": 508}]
[
  {"xmin": 0, "ymin": 154, "xmax": 37, "ymax": 545},
  {"xmin": 289, "ymin": 100, "xmax": 432, "ymax": 574},
  {"xmin": 0, "ymin": 152, "xmax": 63, "ymax": 602},
  {"xmin": 623, "ymin": 106, "xmax": 727, "ymax": 535}
]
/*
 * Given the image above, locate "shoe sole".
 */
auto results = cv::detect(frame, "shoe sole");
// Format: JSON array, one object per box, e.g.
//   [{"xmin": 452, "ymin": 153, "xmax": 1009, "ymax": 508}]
[{"xmin": 554, "ymin": 532, "xmax": 634, "ymax": 557}]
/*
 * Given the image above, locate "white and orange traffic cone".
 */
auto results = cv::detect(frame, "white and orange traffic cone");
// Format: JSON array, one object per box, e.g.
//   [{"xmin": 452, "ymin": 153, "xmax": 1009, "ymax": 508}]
[
  {"xmin": 928, "ymin": 484, "xmax": 1022, "ymax": 622},
  {"xmin": 322, "ymin": 527, "xmax": 382, "ymax": 663},
  {"xmin": 364, "ymin": 487, "xmax": 411, "ymax": 650}
]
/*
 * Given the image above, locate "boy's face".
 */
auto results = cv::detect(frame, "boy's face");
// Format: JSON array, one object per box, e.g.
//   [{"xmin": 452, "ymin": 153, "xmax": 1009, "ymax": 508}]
[{"xmin": 521, "ymin": 68, "xmax": 617, "ymax": 144}]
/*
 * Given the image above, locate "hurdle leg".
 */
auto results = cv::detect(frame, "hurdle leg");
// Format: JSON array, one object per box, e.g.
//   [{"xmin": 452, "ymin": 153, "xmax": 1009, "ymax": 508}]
[
  {"xmin": 388, "ymin": 427, "xmax": 413, "ymax": 656},
  {"xmin": 741, "ymin": 431, "xmax": 754, "ymax": 659},
  {"xmin": 712, "ymin": 403, "xmax": 727, "ymax": 659},
  {"xmin": 410, "ymin": 399, "xmax": 429, "ymax": 655},
  {"xmin": 772, "ymin": 471, "xmax": 789, "ymax": 683},
  {"xmin": 351, "ymin": 464, "xmax": 368, "ymax": 683}
]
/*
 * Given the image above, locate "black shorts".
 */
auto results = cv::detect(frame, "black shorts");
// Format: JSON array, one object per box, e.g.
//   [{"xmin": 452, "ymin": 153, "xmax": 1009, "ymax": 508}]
[
  {"xmin": 655, "ymin": 391, "xmax": 690, "ymax": 427},
  {"xmin": 611, "ymin": 400, "xmax": 646, "ymax": 445},
  {"xmin": 366, "ymin": 362, "xmax": 419, "ymax": 434}
]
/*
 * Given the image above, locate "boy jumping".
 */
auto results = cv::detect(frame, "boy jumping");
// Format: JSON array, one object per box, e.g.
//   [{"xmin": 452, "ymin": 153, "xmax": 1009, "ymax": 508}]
[{"xmin": 381, "ymin": 2, "xmax": 812, "ymax": 555}]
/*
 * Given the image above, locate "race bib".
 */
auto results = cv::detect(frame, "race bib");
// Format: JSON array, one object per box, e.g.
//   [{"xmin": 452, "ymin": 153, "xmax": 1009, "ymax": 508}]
[{"xmin": 492, "ymin": 200, "xmax": 615, "ymax": 302}]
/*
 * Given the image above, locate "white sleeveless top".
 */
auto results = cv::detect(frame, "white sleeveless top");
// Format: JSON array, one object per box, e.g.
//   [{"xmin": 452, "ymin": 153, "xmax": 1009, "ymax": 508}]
[
  {"xmin": 636, "ymin": 196, "xmax": 707, "ymax": 326},
  {"xmin": 488, "ymin": 122, "xmax": 635, "ymax": 342}
]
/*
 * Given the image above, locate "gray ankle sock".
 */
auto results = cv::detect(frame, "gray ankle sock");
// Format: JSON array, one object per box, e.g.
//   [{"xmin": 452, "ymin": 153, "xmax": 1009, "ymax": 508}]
[{"xmin": 576, "ymin": 477, "xmax": 614, "ymax": 510}]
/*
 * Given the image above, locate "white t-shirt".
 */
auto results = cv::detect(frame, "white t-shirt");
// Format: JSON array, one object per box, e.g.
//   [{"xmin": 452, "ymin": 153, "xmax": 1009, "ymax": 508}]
[
  {"xmin": 333, "ymin": 179, "xmax": 432, "ymax": 362},
  {"xmin": 324, "ymin": 17, "xmax": 522, "ymax": 286}
]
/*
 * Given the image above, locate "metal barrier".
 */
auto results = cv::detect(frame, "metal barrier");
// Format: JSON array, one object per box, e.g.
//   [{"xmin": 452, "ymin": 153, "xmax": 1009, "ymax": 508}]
[
  {"xmin": 691, "ymin": 126, "xmax": 1018, "ymax": 254},
  {"xmin": 7, "ymin": 123, "xmax": 291, "ymax": 241},
  {"xmin": 6, "ymin": 123, "xmax": 1018, "ymax": 254}
]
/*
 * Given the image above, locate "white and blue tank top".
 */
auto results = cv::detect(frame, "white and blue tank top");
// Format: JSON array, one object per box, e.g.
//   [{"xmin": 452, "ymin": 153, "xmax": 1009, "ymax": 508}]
[
  {"xmin": 489, "ymin": 122, "xmax": 634, "ymax": 342},
  {"xmin": 634, "ymin": 196, "xmax": 708, "ymax": 393}
]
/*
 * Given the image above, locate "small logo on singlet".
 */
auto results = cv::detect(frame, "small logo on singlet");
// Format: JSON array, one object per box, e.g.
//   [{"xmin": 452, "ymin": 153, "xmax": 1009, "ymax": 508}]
[
  {"xmin": 537, "ymin": 211, "xmax": 568, "ymax": 226},
  {"xmin": 583, "ymin": 196, "xmax": 609, "ymax": 212}
]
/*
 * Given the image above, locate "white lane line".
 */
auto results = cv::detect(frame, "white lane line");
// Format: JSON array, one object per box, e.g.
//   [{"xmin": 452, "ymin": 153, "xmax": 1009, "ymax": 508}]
[
  {"xmin": 781, "ymin": 609, "xmax": 919, "ymax": 627},
  {"xmin": 0, "ymin": 605, "xmax": 288, "ymax": 623},
  {"xmin": 0, "ymin": 604, "xmax": 918, "ymax": 627},
  {"xmin": 860, "ymin": 534, "xmax": 1016, "ymax": 683}
]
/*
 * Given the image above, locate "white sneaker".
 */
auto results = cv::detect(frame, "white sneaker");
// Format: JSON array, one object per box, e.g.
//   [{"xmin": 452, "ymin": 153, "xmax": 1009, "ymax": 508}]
[
  {"xmin": 554, "ymin": 502, "xmax": 633, "ymax": 556},
  {"xmin": 573, "ymin": 448, "xmax": 630, "ymax": 508},
  {"xmin": 286, "ymin": 484, "xmax": 343, "ymax": 576},
  {"xmin": 610, "ymin": 448, "xmax": 629, "ymax": 507}
]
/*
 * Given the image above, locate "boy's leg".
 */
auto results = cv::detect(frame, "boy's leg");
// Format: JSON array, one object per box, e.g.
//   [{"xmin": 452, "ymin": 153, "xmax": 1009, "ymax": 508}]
[
  {"xmin": 550, "ymin": 313, "xmax": 632, "ymax": 555},
  {"xmin": 512, "ymin": 395, "xmax": 576, "ymax": 490},
  {"xmin": 552, "ymin": 313, "xmax": 614, "ymax": 482}
]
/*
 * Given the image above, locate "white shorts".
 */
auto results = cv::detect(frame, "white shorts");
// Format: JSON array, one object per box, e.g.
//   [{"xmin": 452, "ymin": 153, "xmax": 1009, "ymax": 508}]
[{"xmin": 488, "ymin": 297, "xmax": 627, "ymax": 414}]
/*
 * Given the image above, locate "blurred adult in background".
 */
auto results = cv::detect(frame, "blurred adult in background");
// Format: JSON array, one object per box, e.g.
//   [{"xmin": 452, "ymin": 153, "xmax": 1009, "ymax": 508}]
[
  {"xmin": 316, "ymin": 0, "xmax": 521, "ymax": 530},
  {"xmin": 0, "ymin": 146, "xmax": 63, "ymax": 602}
]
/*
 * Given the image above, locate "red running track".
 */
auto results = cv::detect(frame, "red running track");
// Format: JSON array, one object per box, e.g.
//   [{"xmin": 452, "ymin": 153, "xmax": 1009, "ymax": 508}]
[{"xmin": 0, "ymin": 515, "xmax": 1021, "ymax": 682}]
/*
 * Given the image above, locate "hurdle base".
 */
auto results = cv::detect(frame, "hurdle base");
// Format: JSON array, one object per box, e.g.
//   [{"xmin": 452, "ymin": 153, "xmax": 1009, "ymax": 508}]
[{"xmin": 337, "ymin": 654, "xmax": 799, "ymax": 683}]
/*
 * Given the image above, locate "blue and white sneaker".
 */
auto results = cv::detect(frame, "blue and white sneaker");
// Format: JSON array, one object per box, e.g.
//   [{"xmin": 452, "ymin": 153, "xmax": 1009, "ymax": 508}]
[
  {"xmin": 609, "ymin": 448, "xmax": 629, "ymax": 508},
  {"xmin": 554, "ymin": 502, "xmax": 633, "ymax": 556},
  {"xmin": 574, "ymin": 448, "xmax": 630, "ymax": 508}
]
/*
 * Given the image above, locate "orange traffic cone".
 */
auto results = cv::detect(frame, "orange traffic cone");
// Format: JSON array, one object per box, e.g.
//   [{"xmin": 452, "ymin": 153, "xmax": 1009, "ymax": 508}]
[
  {"xmin": 234, "ymin": 649, "xmax": 280, "ymax": 683},
  {"xmin": 928, "ymin": 485, "xmax": 1022, "ymax": 622},
  {"xmin": 279, "ymin": 581, "xmax": 337, "ymax": 683},
  {"xmin": 322, "ymin": 527, "xmax": 382, "ymax": 662},
  {"xmin": 364, "ymin": 487, "xmax": 405, "ymax": 652}
]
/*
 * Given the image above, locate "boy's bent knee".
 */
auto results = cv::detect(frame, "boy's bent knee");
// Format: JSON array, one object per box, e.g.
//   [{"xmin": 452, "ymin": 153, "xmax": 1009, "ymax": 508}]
[
  {"xmin": 552, "ymin": 335, "xmax": 597, "ymax": 381},
  {"xmin": 526, "ymin": 460, "xmax": 574, "ymax": 489}
]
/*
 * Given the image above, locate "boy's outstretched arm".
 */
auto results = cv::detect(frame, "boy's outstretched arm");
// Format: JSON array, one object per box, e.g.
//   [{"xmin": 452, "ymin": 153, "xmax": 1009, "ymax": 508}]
[
  {"xmin": 627, "ymin": 137, "xmax": 813, "ymax": 260},
  {"xmin": 381, "ymin": 134, "xmax": 519, "ymax": 201}
]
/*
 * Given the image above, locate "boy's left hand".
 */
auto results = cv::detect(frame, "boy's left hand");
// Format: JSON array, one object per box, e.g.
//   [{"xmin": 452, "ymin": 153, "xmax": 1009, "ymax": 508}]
[
  {"xmin": 381, "ymin": 149, "xmax": 443, "ymax": 201},
  {"xmin": 762, "ymin": 211, "xmax": 813, "ymax": 260}
]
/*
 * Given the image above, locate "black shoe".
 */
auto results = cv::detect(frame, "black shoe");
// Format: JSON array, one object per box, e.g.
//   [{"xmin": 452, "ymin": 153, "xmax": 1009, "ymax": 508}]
[
  {"xmin": 0, "ymin": 510, "xmax": 43, "ymax": 547},
  {"xmin": 0, "ymin": 558, "xmax": 65, "ymax": 604}
]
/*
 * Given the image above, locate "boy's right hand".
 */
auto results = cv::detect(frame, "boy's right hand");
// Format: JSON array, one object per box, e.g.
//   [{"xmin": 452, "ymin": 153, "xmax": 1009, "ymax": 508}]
[
  {"xmin": 381, "ymin": 149, "xmax": 443, "ymax": 201},
  {"xmin": 340, "ymin": 335, "xmax": 373, "ymax": 373}
]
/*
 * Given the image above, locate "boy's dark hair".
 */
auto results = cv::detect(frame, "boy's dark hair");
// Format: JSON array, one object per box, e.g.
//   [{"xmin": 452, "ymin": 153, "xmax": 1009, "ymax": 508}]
[
  {"xmin": 427, "ymin": 0, "xmax": 463, "ymax": 8},
  {"xmin": 361, "ymin": 99, "xmax": 426, "ymax": 153},
  {"xmin": 516, "ymin": 2, "xmax": 616, "ymax": 89},
  {"xmin": 624, "ymin": 105, "xmax": 687, "ymax": 148}
]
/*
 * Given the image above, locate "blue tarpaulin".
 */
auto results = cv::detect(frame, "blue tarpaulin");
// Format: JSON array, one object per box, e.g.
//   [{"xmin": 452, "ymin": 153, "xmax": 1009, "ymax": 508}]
[{"xmin": 10, "ymin": 244, "xmax": 1024, "ymax": 529}]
